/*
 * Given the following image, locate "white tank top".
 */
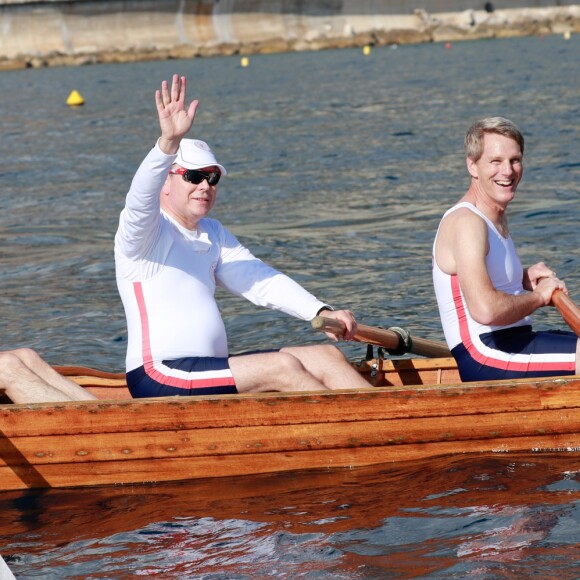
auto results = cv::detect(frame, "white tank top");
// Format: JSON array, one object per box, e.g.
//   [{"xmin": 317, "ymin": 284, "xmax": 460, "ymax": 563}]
[{"xmin": 432, "ymin": 202, "xmax": 532, "ymax": 350}]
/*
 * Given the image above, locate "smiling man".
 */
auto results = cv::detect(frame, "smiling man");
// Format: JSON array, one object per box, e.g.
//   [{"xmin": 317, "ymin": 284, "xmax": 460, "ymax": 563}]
[
  {"xmin": 114, "ymin": 75, "xmax": 371, "ymax": 398},
  {"xmin": 432, "ymin": 117, "xmax": 579, "ymax": 381}
]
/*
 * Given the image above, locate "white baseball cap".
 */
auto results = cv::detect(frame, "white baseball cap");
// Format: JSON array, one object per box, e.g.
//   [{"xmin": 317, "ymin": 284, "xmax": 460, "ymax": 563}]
[{"xmin": 174, "ymin": 139, "xmax": 227, "ymax": 175}]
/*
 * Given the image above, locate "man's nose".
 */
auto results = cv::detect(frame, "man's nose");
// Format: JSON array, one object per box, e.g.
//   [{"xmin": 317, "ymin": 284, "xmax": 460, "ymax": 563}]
[{"xmin": 500, "ymin": 160, "xmax": 515, "ymax": 175}]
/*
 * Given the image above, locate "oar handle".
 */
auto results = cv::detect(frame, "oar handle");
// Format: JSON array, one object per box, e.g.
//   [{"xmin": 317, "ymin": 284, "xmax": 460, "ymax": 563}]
[
  {"xmin": 312, "ymin": 316, "xmax": 400, "ymax": 350},
  {"xmin": 552, "ymin": 289, "xmax": 580, "ymax": 337},
  {"xmin": 311, "ymin": 316, "xmax": 451, "ymax": 358},
  {"xmin": 311, "ymin": 316, "xmax": 350, "ymax": 335}
]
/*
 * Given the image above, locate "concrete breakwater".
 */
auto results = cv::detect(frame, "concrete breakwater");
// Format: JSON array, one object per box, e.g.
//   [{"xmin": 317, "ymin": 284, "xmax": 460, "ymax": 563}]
[{"xmin": 0, "ymin": 0, "xmax": 578, "ymax": 70}]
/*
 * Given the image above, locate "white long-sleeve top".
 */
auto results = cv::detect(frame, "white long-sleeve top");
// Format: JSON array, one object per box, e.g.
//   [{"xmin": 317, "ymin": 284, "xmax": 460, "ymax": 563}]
[{"xmin": 115, "ymin": 142, "xmax": 326, "ymax": 372}]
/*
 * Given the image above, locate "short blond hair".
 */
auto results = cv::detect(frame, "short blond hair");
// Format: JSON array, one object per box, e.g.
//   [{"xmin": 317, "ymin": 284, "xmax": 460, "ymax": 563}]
[{"xmin": 465, "ymin": 117, "xmax": 524, "ymax": 161}]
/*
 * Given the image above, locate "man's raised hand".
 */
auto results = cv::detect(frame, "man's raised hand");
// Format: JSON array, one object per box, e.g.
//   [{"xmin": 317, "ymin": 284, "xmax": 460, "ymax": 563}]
[{"xmin": 156, "ymin": 75, "xmax": 199, "ymax": 154}]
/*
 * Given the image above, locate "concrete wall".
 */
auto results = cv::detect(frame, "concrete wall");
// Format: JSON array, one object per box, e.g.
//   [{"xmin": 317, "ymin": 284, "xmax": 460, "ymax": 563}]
[
  {"xmin": 1, "ymin": 0, "xmax": 578, "ymax": 9},
  {"xmin": 1, "ymin": 1, "xmax": 578, "ymax": 69}
]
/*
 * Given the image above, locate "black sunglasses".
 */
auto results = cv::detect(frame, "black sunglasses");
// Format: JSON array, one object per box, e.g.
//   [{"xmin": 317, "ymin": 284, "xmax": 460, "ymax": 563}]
[{"xmin": 169, "ymin": 167, "xmax": 221, "ymax": 186}]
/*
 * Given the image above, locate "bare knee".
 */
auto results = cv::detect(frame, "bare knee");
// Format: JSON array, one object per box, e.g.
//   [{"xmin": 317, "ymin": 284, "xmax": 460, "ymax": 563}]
[
  {"xmin": 0, "ymin": 351, "xmax": 27, "ymax": 372},
  {"xmin": 283, "ymin": 344, "xmax": 347, "ymax": 363},
  {"xmin": 275, "ymin": 351, "xmax": 310, "ymax": 375},
  {"xmin": 0, "ymin": 348, "xmax": 46, "ymax": 383},
  {"xmin": 272, "ymin": 352, "xmax": 330, "ymax": 391},
  {"xmin": 322, "ymin": 344, "xmax": 349, "ymax": 362},
  {"xmin": 11, "ymin": 347, "xmax": 43, "ymax": 367},
  {"xmin": 231, "ymin": 350, "xmax": 325, "ymax": 393},
  {"xmin": 282, "ymin": 343, "xmax": 369, "ymax": 390}
]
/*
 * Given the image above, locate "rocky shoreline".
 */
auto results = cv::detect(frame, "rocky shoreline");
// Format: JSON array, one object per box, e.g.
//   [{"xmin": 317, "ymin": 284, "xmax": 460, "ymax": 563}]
[{"xmin": 0, "ymin": 4, "xmax": 578, "ymax": 71}]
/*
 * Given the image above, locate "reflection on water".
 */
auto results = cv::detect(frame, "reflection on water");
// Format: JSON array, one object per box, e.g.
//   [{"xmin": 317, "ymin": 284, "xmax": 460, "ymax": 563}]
[
  {"xmin": 0, "ymin": 35, "xmax": 579, "ymax": 577},
  {"xmin": 1, "ymin": 454, "xmax": 579, "ymax": 578}
]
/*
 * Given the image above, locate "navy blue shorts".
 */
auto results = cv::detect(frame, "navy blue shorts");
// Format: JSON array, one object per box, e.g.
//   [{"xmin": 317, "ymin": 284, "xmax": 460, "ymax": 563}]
[
  {"xmin": 127, "ymin": 357, "xmax": 238, "ymax": 398},
  {"xmin": 452, "ymin": 325, "xmax": 577, "ymax": 382}
]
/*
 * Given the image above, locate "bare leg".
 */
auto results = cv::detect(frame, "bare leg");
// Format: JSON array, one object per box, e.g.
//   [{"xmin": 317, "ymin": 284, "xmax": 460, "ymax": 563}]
[
  {"xmin": 0, "ymin": 348, "xmax": 97, "ymax": 403},
  {"xmin": 229, "ymin": 350, "xmax": 330, "ymax": 394},
  {"xmin": 281, "ymin": 344, "xmax": 371, "ymax": 389},
  {"xmin": 229, "ymin": 345, "xmax": 370, "ymax": 394}
]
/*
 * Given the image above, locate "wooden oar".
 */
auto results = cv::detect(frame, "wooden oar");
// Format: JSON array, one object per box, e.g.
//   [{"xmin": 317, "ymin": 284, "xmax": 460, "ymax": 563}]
[
  {"xmin": 55, "ymin": 366, "xmax": 125, "ymax": 379},
  {"xmin": 311, "ymin": 316, "xmax": 451, "ymax": 358},
  {"xmin": 552, "ymin": 289, "xmax": 580, "ymax": 337},
  {"xmin": 54, "ymin": 366, "xmax": 127, "ymax": 388}
]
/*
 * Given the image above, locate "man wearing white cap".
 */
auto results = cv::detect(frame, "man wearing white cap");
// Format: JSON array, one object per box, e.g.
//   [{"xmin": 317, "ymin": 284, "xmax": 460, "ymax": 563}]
[{"xmin": 115, "ymin": 75, "xmax": 370, "ymax": 397}]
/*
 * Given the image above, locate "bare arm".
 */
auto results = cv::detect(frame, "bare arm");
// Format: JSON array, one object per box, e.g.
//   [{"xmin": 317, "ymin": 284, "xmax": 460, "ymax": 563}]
[
  {"xmin": 446, "ymin": 212, "xmax": 561, "ymax": 325},
  {"xmin": 116, "ymin": 75, "xmax": 199, "ymax": 259}
]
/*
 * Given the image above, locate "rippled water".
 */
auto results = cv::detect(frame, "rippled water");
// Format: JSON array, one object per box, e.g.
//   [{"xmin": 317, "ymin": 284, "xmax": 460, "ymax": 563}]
[
  {"xmin": 1, "ymin": 454, "xmax": 579, "ymax": 578},
  {"xmin": 1, "ymin": 34, "xmax": 578, "ymax": 369},
  {"xmin": 0, "ymin": 34, "xmax": 579, "ymax": 577}
]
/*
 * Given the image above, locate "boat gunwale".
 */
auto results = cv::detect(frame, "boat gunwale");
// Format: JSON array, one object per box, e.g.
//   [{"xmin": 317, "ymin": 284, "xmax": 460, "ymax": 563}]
[
  {"xmin": 0, "ymin": 374, "xmax": 579, "ymax": 438},
  {"xmin": 3, "ymin": 370, "xmax": 579, "ymax": 406},
  {"xmin": 0, "ymin": 373, "xmax": 578, "ymax": 409}
]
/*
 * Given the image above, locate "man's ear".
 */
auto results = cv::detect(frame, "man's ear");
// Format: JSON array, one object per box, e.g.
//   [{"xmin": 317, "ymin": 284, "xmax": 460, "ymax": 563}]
[
  {"xmin": 160, "ymin": 176, "xmax": 171, "ymax": 197},
  {"xmin": 466, "ymin": 157, "xmax": 478, "ymax": 179}
]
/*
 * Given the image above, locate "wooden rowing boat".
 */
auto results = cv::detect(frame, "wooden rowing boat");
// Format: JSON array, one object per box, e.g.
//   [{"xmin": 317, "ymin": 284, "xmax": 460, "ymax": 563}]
[{"xmin": 1, "ymin": 355, "xmax": 579, "ymax": 491}]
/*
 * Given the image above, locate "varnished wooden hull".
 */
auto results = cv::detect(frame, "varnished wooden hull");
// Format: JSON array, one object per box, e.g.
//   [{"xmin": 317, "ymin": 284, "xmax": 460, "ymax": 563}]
[{"xmin": 1, "ymin": 357, "xmax": 579, "ymax": 490}]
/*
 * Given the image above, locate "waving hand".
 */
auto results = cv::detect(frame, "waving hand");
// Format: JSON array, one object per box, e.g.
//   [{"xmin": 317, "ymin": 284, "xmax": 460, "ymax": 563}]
[{"xmin": 155, "ymin": 74, "xmax": 199, "ymax": 155}]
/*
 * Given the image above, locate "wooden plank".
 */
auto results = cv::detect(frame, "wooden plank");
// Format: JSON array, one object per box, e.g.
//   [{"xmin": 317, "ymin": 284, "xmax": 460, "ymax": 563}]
[
  {"xmin": 1, "ymin": 432, "xmax": 579, "ymax": 491},
  {"xmin": 1, "ymin": 407, "xmax": 579, "ymax": 468},
  {"xmin": 1, "ymin": 377, "xmax": 579, "ymax": 437},
  {"xmin": 354, "ymin": 357, "xmax": 461, "ymax": 386}
]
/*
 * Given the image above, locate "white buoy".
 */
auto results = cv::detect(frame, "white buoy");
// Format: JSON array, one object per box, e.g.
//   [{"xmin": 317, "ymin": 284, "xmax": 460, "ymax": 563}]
[
  {"xmin": 240, "ymin": 56, "xmax": 250, "ymax": 68},
  {"xmin": 363, "ymin": 45, "xmax": 371, "ymax": 56}
]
